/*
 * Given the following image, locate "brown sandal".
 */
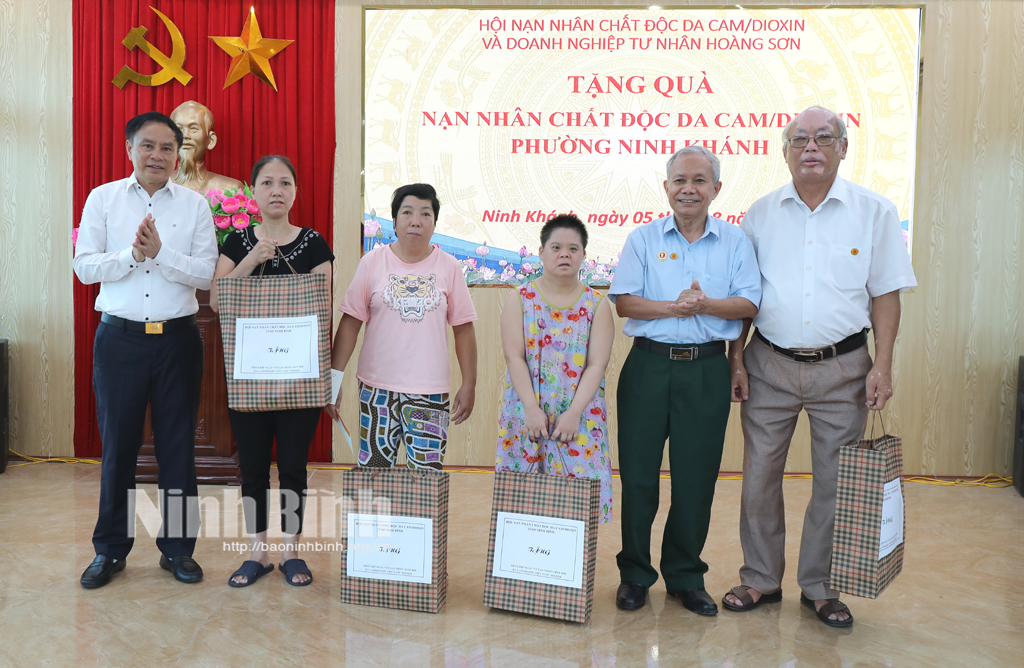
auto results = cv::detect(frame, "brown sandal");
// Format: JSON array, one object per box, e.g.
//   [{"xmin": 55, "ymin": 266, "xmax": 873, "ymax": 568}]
[
  {"xmin": 721, "ymin": 585, "xmax": 783, "ymax": 612},
  {"xmin": 800, "ymin": 593, "xmax": 854, "ymax": 628}
]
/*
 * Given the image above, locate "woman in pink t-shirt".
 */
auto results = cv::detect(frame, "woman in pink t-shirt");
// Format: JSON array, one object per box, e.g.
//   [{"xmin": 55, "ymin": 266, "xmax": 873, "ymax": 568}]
[{"xmin": 328, "ymin": 183, "xmax": 478, "ymax": 469}]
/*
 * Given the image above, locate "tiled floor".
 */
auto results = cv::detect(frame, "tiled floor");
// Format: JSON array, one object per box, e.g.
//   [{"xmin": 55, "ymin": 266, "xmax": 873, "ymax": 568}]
[{"xmin": 1, "ymin": 462, "xmax": 1022, "ymax": 667}]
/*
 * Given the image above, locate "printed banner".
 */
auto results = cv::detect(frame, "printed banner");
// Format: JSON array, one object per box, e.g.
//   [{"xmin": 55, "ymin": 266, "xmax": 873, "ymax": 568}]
[{"xmin": 364, "ymin": 7, "xmax": 921, "ymax": 284}]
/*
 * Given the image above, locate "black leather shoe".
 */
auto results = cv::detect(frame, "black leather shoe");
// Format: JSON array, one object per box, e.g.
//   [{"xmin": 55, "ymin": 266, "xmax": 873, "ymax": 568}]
[
  {"xmin": 616, "ymin": 582, "xmax": 649, "ymax": 610},
  {"xmin": 669, "ymin": 588, "xmax": 718, "ymax": 616},
  {"xmin": 159, "ymin": 555, "xmax": 204, "ymax": 584},
  {"xmin": 80, "ymin": 555, "xmax": 126, "ymax": 589}
]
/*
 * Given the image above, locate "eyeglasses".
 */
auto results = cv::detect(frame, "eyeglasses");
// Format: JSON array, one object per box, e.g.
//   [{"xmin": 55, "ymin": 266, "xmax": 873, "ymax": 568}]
[{"xmin": 787, "ymin": 134, "xmax": 844, "ymax": 149}]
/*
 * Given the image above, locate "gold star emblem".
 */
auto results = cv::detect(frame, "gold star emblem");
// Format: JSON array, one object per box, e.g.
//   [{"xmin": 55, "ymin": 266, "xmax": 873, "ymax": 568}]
[{"xmin": 210, "ymin": 7, "xmax": 293, "ymax": 90}]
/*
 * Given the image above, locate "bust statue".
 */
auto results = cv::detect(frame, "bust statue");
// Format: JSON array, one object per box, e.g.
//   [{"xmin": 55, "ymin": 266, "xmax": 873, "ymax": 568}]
[{"xmin": 171, "ymin": 101, "xmax": 243, "ymax": 192}]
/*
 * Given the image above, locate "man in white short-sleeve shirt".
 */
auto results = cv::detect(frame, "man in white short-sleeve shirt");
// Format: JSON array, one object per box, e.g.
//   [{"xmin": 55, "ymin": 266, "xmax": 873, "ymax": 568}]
[{"xmin": 722, "ymin": 106, "xmax": 916, "ymax": 627}]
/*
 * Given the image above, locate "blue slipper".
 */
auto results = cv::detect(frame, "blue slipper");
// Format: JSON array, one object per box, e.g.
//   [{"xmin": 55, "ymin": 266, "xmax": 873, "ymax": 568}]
[
  {"xmin": 228, "ymin": 560, "xmax": 274, "ymax": 588},
  {"xmin": 280, "ymin": 558, "xmax": 313, "ymax": 587}
]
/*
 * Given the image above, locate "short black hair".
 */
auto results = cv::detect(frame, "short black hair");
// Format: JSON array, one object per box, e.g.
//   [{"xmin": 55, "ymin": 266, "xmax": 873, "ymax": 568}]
[
  {"xmin": 540, "ymin": 214, "xmax": 588, "ymax": 250},
  {"xmin": 251, "ymin": 155, "xmax": 297, "ymax": 185},
  {"xmin": 391, "ymin": 183, "xmax": 440, "ymax": 221},
  {"xmin": 125, "ymin": 112, "xmax": 183, "ymax": 149}
]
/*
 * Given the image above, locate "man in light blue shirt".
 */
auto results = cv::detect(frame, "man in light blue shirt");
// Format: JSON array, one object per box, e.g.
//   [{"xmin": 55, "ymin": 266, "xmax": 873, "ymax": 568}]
[{"xmin": 608, "ymin": 145, "xmax": 761, "ymax": 615}]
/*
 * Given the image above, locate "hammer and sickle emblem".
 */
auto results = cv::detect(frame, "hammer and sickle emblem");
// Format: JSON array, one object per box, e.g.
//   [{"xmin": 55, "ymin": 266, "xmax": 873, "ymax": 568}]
[{"xmin": 112, "ymin": 7, "xmax": 192, "ymax": 88}]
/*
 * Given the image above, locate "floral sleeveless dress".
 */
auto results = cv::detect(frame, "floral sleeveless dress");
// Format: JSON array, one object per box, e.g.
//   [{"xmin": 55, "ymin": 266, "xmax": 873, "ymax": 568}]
[{"xmin": 495, "ymin": 281, "xmax": 613, "ymax": 523}]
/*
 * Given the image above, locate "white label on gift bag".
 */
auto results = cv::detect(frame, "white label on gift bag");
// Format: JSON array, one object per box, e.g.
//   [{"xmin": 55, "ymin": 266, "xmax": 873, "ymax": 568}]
[
  {"xmin": 346, "ymin": 514, "xmax": 433, "ymax": 584},
  {"xmin": 492, "ymin": 511, "xmax": 586, "ymax": 589},
  {"xmin": 233, "ymin": 315, "xmax": 319, "ymax": 379},
  {"xmin": 878, "ymin": 478, "xmax": 904, "ymax": 558}
]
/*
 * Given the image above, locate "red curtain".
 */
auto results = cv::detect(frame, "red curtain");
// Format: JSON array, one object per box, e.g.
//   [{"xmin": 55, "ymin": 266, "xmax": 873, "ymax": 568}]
[{"xmin": 73, "ymin": 0, "xmax": 336, "ymax": 460}]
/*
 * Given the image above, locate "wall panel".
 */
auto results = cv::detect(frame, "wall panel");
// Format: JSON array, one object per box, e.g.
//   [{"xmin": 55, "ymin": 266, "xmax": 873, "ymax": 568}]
[{"xmin": 0, "ymin": 0, "xmax": 74, "ymax": 457}]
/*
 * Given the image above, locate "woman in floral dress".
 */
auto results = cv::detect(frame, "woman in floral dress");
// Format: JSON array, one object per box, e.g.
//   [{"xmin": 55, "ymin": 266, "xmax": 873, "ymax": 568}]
[{"xmin": 495, "ymin": 215, "xmax": 616, "ymax": 522}]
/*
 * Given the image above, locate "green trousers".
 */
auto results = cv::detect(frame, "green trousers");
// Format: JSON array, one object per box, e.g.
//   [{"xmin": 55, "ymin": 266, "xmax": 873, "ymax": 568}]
[{"xmin": 616, "ymin": 345, "xmax": 731, "ymax": 591}]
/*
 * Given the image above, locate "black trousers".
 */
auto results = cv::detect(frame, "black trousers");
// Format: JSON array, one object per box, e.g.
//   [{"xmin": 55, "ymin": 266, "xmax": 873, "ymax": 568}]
[
  {"xmin": 228, "ymin": 406, "xmax": 321, "ymax": 535},
  {"xmin": 92, "ymin": 321, "xmax": 203, "ymax": 560}
]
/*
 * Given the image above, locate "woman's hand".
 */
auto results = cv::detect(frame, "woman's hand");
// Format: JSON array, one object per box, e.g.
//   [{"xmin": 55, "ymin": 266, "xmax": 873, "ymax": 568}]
[
  {"xmin": 325, "ymin": 387, "xmax": 343, "ymax": 422},
  {"xmin": 451, "ymin": 383, "xmax": 475, "ymax": 425},
  {"xmin": 525, "ymin": 405, "xmax": 549, "ymax": 442},
  {"xmin": 246, "ymin": 238, "xmax": 277, "ymax": 268},
  {"xmin": 551, "ymin": 408, "xmax": 582, "ymax": 444}
]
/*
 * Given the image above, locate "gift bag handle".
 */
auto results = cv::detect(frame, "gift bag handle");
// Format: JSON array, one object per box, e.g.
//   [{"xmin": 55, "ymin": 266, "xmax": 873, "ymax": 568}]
[
  {"xmin": 222, "ymin": 245, "xmax": 299, "ymax": 326},
  {"xmin": 255, "ymin": 245, "xmax": 299, "ymax": 279},
  {"xmin": 522, "ymin": 437, "xmax": 574, "ymax": 475},
  {"xmin": 868, "ymin": 410, "xmax": 888, "ymax": 439},
  {"xmin": 255, "ymin": 246, "xmax": 301, "ymax": 312}
]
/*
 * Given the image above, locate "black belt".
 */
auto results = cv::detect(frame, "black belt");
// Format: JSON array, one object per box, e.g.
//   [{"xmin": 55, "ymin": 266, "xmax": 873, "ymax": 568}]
[
  {"xmin": 755, "ymin": 328, "xmax": 868, "ymax": 363},
  {"xmin": 633, "ymin": 336, "xmax": 726, "ymax": 361},
  {"xmin": 101, "ymin": 313, "xmax": 197, "ymax": 335}
]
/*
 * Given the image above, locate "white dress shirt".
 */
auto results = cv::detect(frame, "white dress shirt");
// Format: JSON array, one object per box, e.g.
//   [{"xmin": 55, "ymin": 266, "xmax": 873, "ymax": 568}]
[
  {"xmin": 740, "ymin": 176, "xmax": 917, "ymax": 349},
  {"xmin": 73, "ymin": 174, "xmax": 217, "ymax": 321}
]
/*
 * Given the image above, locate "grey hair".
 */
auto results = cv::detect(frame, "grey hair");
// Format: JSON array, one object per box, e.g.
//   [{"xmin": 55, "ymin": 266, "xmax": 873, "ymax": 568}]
[
  {"xmin": 665, "ymin": 145, "xmax": 721, "ymax": 184},
  {"xmin": 781, "ymin": 106, "xmax": 848, "ymax": 149}
]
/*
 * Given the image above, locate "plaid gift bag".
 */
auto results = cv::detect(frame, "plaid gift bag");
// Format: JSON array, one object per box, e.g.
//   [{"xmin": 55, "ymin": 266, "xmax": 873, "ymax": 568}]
[
  {"xmin": 217, "ymin": 264, "xmax": 331, "ymax": 411},
  {"xmin": 339, "ymin": 467, "xmax": 450, "ymax": 613},
  {"xmin": 831, "ymin": 413, "xmax": 905, "ymax": 598},
  {"xmin": 483, "ymin": 471, "xmax": 600, "ymax": 623}
]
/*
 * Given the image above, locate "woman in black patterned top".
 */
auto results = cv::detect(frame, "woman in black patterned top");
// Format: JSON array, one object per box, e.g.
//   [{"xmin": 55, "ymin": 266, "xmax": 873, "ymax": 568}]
[{"xmin": 211, "ymin": 155, "xmax": 334, "ymax": 588}]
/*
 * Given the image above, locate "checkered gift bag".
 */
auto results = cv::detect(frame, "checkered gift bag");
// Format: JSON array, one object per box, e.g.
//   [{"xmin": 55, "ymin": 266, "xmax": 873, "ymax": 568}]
[
  {"xmin": 339, "ymin": 467, "xmax": 449, "ymax": 613},
  {"xmin": 217, "ymin": 268, "xmax": 331, "ymax": 411},
  {"xmin": 483, "ymin": 470, "xmax": 600, "ymax": 623},
  {"xmin": 831, "ymin": 413, "xmax": 905, "ymax": 598}
]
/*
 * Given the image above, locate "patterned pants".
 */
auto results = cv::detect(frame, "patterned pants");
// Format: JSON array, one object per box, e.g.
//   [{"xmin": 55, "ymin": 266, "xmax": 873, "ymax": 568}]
[{"xmin": 357, "ymin": 382, "xmax": 450, "ymax": 470}]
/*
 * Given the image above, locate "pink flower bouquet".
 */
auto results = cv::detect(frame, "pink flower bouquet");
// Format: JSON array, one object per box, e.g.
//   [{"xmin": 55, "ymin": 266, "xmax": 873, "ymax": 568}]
[{"xmin": 203, "ymin": 185, "xmax": 261, "ymax": 245}]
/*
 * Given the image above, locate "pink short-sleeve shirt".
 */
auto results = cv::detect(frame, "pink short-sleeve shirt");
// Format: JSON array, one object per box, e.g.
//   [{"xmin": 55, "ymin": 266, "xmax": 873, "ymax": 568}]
[{"xmin": 339, "ymin": 245, "xmax": 477, "ymax": 394}]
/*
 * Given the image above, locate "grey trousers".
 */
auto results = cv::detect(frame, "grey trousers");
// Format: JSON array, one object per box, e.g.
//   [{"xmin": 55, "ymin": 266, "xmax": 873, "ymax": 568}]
[{"xmin": 738, "ymin": 336, "xmax": 871, "ymax": 600}]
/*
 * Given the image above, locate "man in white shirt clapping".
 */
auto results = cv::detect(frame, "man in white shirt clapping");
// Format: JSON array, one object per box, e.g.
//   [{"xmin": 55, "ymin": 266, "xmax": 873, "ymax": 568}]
[
  {"xmin": 722, "ymin": 106, "xmax": 916, "ymax": 627},
  {"xmin": 74, "ymin": 112, "xmax": 217, "ymax": 589}
]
